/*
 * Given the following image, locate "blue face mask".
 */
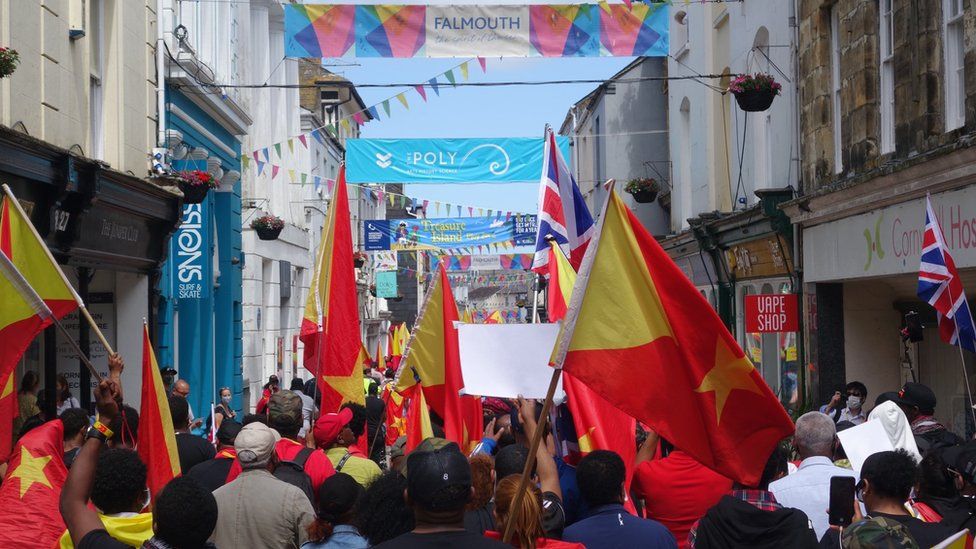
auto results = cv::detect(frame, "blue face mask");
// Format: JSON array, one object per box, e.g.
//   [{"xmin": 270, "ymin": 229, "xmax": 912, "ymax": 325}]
[{"xmin": 222, "ymin": 395, "xmax": 232, "ymax": 405}]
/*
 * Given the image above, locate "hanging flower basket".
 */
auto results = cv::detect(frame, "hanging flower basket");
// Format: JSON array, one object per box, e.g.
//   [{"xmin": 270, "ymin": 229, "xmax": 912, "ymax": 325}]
[
  {"xmin": 0, "ymin": 47, "xmax": 20, "ymax": 78},
  {"xmin": 353, "ymin": 251, "xmax": 367, "ymax": 269},
  {"xmin": 625, "ymin": 178, "xmax": 660, "ymax": 203},
  {"xmin": 728, "ymin": 73, "xmax": 782, "ymax": 112},
  {"xmin": 251, "ymin": 214, "xmax": 284, "ymax": 240},
  {"xmin": 177, "ymin": 170, "xmax": 218, "ymax": 204}
]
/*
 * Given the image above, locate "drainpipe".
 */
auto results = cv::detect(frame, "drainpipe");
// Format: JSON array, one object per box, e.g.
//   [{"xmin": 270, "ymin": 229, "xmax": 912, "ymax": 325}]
[{"xmin": 156, "ymin": 0, "xmax": 167, "ymax": 149}]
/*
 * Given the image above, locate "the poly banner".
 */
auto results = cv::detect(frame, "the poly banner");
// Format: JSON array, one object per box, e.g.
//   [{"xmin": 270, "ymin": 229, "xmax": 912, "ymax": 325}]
[
  {"xmin": 346, "ymin": 137, "xmax": 570, "ymax": 184},
  {"xmin": 364, "ymin": 215, "xmax": 537, "ymax": 251},
  {"xmin": 375, "ymin": 270, "xmax": 399, "ymax": 298},
  {"xmin": 285, "ymin": 3, "xmax": 668, "ymax": 58}
]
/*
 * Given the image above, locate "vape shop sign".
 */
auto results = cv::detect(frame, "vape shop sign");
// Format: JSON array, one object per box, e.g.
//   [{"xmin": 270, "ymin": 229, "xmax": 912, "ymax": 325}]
[{"xmin": 744, "ymin": 294, "xmax": 798, "ymax": 333}]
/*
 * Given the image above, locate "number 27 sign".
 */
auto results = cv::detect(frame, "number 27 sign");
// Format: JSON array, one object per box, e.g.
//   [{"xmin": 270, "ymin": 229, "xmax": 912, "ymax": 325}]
[{"xmin": 744, "ymin": 294, "xmax": 798, "ymax": 333}]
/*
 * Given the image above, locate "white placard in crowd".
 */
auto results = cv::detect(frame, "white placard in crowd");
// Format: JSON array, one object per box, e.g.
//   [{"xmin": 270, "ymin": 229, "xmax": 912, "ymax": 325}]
[
  {"xmin": 837, "ymin": 419, "xmax": 894, "ymax": 476},
  {"xmin": 457, "ymin": 323, "xmax": 562, "ymax": 399}
]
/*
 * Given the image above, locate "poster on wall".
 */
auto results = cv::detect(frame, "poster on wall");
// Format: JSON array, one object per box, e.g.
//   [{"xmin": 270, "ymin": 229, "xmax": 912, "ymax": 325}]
[
  {"xmin": 375, "ymin": 270, "xmax": 399, "ymax": 298},
  {"xmin": 346, "ymin": 137, "xmax": 570, "ymax": 184},
  {"xmin": 57, "ymin": 293, "xmax": 115, "ymax": 393},
  {"xmin": 284, "ymin": 3, "xmax": 669, "ymax": 58},
  {"xmin": 363, "ymin": 215, "xmax": 537, "ymax": 251}
]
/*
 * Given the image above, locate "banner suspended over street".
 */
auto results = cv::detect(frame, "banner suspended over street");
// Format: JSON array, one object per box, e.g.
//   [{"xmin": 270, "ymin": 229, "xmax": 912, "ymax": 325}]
[
  {"xmin": 346, "ymin": 137, "xmax": 570, "ymax": 184},
  {"xmin": 431, "ymin": 253, "xmax": 534, "ymax": 271},
  {"xmin": 285, "ymin": 3, "xmax": 668, "ymax": 58},
  {"xmin": 364, "ymin": 215, "xmax": 537, "ymax": 251}
]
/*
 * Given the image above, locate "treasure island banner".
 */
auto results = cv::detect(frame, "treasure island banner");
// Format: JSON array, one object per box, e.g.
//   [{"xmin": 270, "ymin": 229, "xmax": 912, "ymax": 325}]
[
  {"xmin": 364, "ymin": 215, "xmax": 537, "ymax": 251},
  {"xmin": 284, "ymin": 3, "xmax": 669, "ymax": 58}
]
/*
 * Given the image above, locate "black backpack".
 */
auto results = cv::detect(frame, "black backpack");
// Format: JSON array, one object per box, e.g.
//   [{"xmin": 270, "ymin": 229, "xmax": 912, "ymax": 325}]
[{"xmin": 273, "ymin": 447, "xmax": 315, "ymax": 504}]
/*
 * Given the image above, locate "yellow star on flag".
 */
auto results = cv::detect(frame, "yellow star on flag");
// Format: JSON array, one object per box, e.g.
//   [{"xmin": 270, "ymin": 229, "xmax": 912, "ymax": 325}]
[
  {"xmin": 0, "ymin": 371, "xmax": 13, "ymax": 400},
  {"xmin": 694, "ymin": 337, "xmax": 763, "ymax": 424},
  {"xmin": 577, "ymin": 426, "xmax": 597, "ymax": 453},
  {"xmin": 9, "ymin": 446, "xmax": 53, "ymax": 498},
  {"xmin": 322, "ymin": 373, "xmax": 364, "ymax": 407}
]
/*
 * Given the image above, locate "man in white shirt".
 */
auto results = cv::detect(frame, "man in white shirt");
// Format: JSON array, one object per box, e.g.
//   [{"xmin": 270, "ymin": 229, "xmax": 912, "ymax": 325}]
[
  {"xmin": 289, "ymin": 378, "xmax": 317, "ymax": 439},
  {"xmin": 819, "ymin": 381, "xmax": 868, "ymax": 425},
  {"xmin": 769, "ymin": 411, "xmax": 856, "ymax": 540}
]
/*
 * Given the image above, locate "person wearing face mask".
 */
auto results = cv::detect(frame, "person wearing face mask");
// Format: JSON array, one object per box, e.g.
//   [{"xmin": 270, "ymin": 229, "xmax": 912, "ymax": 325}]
[
  {"xmin": 211, "ymin": 386, "xmax": 236, "ymax": 433},
  {"xmin": 819, "ymin": 381, "xmax": 868, "ymax": 425},
  {"xmin": 57, "ymin": 448, "xmax": 155, "ymax": 548}
]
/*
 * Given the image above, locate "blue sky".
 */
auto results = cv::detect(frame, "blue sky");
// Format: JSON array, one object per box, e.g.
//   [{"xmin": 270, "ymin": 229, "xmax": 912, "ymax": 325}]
[{"xmin": 334, "ymin": 56, "xmax": 635, "ymax": 215}]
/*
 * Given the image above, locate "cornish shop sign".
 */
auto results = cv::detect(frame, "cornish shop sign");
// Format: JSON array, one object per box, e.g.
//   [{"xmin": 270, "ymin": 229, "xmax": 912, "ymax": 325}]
[
  {"xmin": 345, "ymin": 137, "xmax": 570, "ymax": 184},
  {"xmin": 804, "ymin": 186, "xmax": 976, "ymax": 282}
]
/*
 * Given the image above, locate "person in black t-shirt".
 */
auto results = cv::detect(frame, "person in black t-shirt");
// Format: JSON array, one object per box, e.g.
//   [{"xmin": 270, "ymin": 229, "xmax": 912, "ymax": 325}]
[
  {"xmin": 186, "ymin": 419, "xmax": 242, "ymax": 492},
  {"xmin": 169, "ymin": 395, "xmax": 215, "ymax": 473},
  {"xmin": 365, "ymin": 381, "xmax": 386, "ymax": 463},
  {"xmin": 373, "ymin": 441, "xmax": 508, "ymax": 548},
  {"xmin": 61, "ymin": 378, "xmax": 218, "ymax": 549},
  {"xmin": 61, "ymin": 407, "xmax": 89, "ymax": 469}
]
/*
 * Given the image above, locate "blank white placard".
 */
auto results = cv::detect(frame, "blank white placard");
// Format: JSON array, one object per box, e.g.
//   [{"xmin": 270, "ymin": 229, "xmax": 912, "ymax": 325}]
[
  {"xmin": 837, "ymin": 419, "xmax": 894, "ymax": 476},
  {"xmin": 457, "ymin": 323, "xmax": 563, "ymax": 400}
]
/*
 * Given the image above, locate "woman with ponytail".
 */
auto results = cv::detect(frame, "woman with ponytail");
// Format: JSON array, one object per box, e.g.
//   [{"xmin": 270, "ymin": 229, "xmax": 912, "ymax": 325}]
[
  {"xmin": 487, "ymin": 475, "xmax": 584, "ymax": 549},
  {"xmin": 303, "ymin": 473, "xmax": 368, "ymax": 549}
]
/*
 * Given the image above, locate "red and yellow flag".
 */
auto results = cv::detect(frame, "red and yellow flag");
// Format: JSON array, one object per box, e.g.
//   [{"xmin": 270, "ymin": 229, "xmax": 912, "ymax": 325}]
[
  {"xmin": 300, "ymin": 166, "xmax": 364, "ymax": 412},
  {"xmin": 375, "ymin": 338, "xmax": 386, "ymax": 372},
  {"xmin": 553, "ymin": 190, "xmax": 794, "ymax": 485},
  {"xmin": 396, "ymin": 265, "xmax": 481, "ymax": 451},
  {"xmin": 0, "ymin": 419, "xmax": 68, "ymax": 547},
  {"xmin": 383, "ymin": 385, "xmax": 406, "ymax": 446},
  {"xmin": 484, "ymin": 310, "xmax": 504, "ymax": 324},
  {"xmin": 546, "ymin": 240, "xmax": 575, "ymax": 322},
  {"xmin": 547, "ymin": 241, "xmax": 637, "ymax": 500},
  {"xmin": 405, "ymin": 384, "xmax": 433, "ymax": 453},
  {"xmin": 0, "ymin": 192, "xmax": 80, "ymax": 459},
  {"xmin": 138, "ymin": 326, "xmax": 181, "ymax": 495}
]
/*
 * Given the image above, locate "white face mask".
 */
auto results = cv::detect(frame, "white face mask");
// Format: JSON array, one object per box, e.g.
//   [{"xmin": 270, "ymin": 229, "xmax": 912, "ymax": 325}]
[{"xmin": 847, "ymin": 396, "xmax": 862, "ymax": 410}]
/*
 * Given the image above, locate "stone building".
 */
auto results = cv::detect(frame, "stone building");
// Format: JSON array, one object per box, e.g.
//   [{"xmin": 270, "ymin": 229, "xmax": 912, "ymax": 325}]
[{"xmin": 782, "ymin": 0, "xmax": 976, "ymax": 431}]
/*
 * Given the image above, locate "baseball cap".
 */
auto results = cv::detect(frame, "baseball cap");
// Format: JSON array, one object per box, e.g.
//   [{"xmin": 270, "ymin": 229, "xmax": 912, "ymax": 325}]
[
  {"xmin": 268, "ymin": 390, "xmax": 303, "ymax": 426},
  {"xmin": 216, "ymin": 420, "xmax": 243, "ymax": 445},
  {"xmin": 313, "ymin": 408, "xmax": 353, "ymax": 447},
  {"xmin": 842, "ymin": 517, "xmax": 916, "ymax": 549},
  {"xmin": 235, "ymin": 423, "xmax": 280, "ymax": 467},
  {"xmin": 892, "ymin": 382, "xmax": 937, "ymax": 413},
  {"xmin": 389, "ymin": 435, "xmax": 407, "ymax": 461},
  {"xmin": 942, "ymin": 441, "xmax": 976, "ymax": 485},
  {"xmin": 406, "ymin": 442, "xmax": 472, "ymax": 511}
]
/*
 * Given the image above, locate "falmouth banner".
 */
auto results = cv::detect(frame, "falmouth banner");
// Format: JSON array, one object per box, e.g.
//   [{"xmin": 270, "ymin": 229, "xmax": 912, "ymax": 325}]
[
  {"xmin": 364, "ymin": 215, "xmax": 537, "ymax": 251},
  {"xmin": 345, "ymin": 137, "xmax": 570, "ymax": 184},
  {"xmin": 284, "ymin": 3, "xmax": 669, "ymax": 59}
]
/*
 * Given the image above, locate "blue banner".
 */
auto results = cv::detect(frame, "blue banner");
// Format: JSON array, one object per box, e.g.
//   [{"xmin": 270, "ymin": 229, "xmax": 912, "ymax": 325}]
[
  {"xmin": 364, "ymin": 215, "xmax": 537, "ymax": 251},
  {"xmin": 345, "ymin": 137, "xmax": 570, "ymax": 184}
]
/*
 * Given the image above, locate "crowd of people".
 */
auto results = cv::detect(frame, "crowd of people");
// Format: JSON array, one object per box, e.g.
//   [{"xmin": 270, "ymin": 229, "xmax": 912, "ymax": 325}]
[{"xmin": 6, "ymin": 358, "xmax": 976, "ymax": 548}]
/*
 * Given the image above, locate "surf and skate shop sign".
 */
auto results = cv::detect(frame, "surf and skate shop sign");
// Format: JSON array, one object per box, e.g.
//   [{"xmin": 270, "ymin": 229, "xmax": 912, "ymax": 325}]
[{"xmin": 173, "ymin": 203, "xmax": 211, "ymax": 300}]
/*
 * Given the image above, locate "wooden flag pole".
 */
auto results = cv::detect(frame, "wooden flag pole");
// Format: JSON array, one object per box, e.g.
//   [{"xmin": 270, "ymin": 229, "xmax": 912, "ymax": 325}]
[
  {"xmin": 1, "ymin": 184, "xmax": 115, "ymax": 356},
  {"xmin": 501, "ymin": 368, "xmax": 560, "ymax": 544}
]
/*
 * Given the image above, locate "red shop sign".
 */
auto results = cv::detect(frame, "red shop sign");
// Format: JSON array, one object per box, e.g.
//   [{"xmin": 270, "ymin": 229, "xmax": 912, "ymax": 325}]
[{"xmin": 744, "ymin": 294, "xmax": 798, "ymax": 333}]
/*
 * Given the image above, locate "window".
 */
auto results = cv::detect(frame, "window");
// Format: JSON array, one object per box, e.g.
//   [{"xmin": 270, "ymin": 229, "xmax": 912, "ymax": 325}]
[
  {"xmin": 879, "ymin": 0, "xmax": 895, "ymax": 153},
  {"xmin": 943, "ymin": 0, "xmax": 965, "ymax": 131},
  {"xmin": 753, "ymin": 113, "xmax": 772, "ymax": 192},
  {"xmin": 678, "ymin": 99, "xmax": 692, "ymax": 227},
  {"xmin": 673, "ymin": 11, "xmax": 689, "ymax": 57},
  {"xmin": 89, "ymin": 0, "xmax": 104, "ymax": 160},
  {"xmin": 830, "ymin": 8, "xmax": 843, "ymax": 173},
  {"xmin": 593, "ymin": 116, "xmax": 602, "ymax": 189}
]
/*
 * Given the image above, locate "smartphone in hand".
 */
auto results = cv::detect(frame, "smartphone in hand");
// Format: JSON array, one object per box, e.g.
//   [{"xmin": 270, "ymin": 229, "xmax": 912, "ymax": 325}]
[{"xmin": 828, "ymin": 476, "xmax": 856, "ymax": 527}]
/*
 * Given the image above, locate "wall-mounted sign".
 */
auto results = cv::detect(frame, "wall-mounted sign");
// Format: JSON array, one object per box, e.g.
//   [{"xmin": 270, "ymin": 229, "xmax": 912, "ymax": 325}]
[
  {"xmin": 724, "ymin": 235, "xmax": 793, "ymax": 280},
  {"xmin": 364, "ymin": 215, "xmax": 536, "ymax": 251},
  {"xmin": 744, "ymin": 294, "xmax": 798, "ymax": 333},
  {"xmin": 174, "ymin": 203, "xmax": 210, "ymax": 300},
  {"xmin": 57, "ymin": 293, "xmax": 115, "ymax": 392},
  {"xmin": 345, "ymin": 137, "xmax": 569, "ymax": 184},
  {"xmin": 375, "ymin": 270, "xmax": 399, "ymax": 298},
  {"xmin": 285, "ymin": 3, "xmax": 669, "ymax": 59}
]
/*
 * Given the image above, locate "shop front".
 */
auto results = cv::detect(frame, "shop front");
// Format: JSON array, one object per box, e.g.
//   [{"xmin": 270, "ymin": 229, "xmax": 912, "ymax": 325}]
[
  {"xmin": 798, "ymin": 185, "xmax": 976, "ymax": 437},
  {"xmin": 156, "ymin": 87, "xmax": 245, "ymax": 420},
  {"xmin": 0, "ymin": 126, "xmax": 182, "ymax": 415}
]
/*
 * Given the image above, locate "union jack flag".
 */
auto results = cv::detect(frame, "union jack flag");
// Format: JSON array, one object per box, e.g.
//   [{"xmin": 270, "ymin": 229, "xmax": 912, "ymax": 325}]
[
  {"xmin": 532, "ymin": 129, "xmax": 594, "ymax": 273},
  {"xmin": 918, "ymin": 196, "xmax": 976, "ymax": 352}
]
